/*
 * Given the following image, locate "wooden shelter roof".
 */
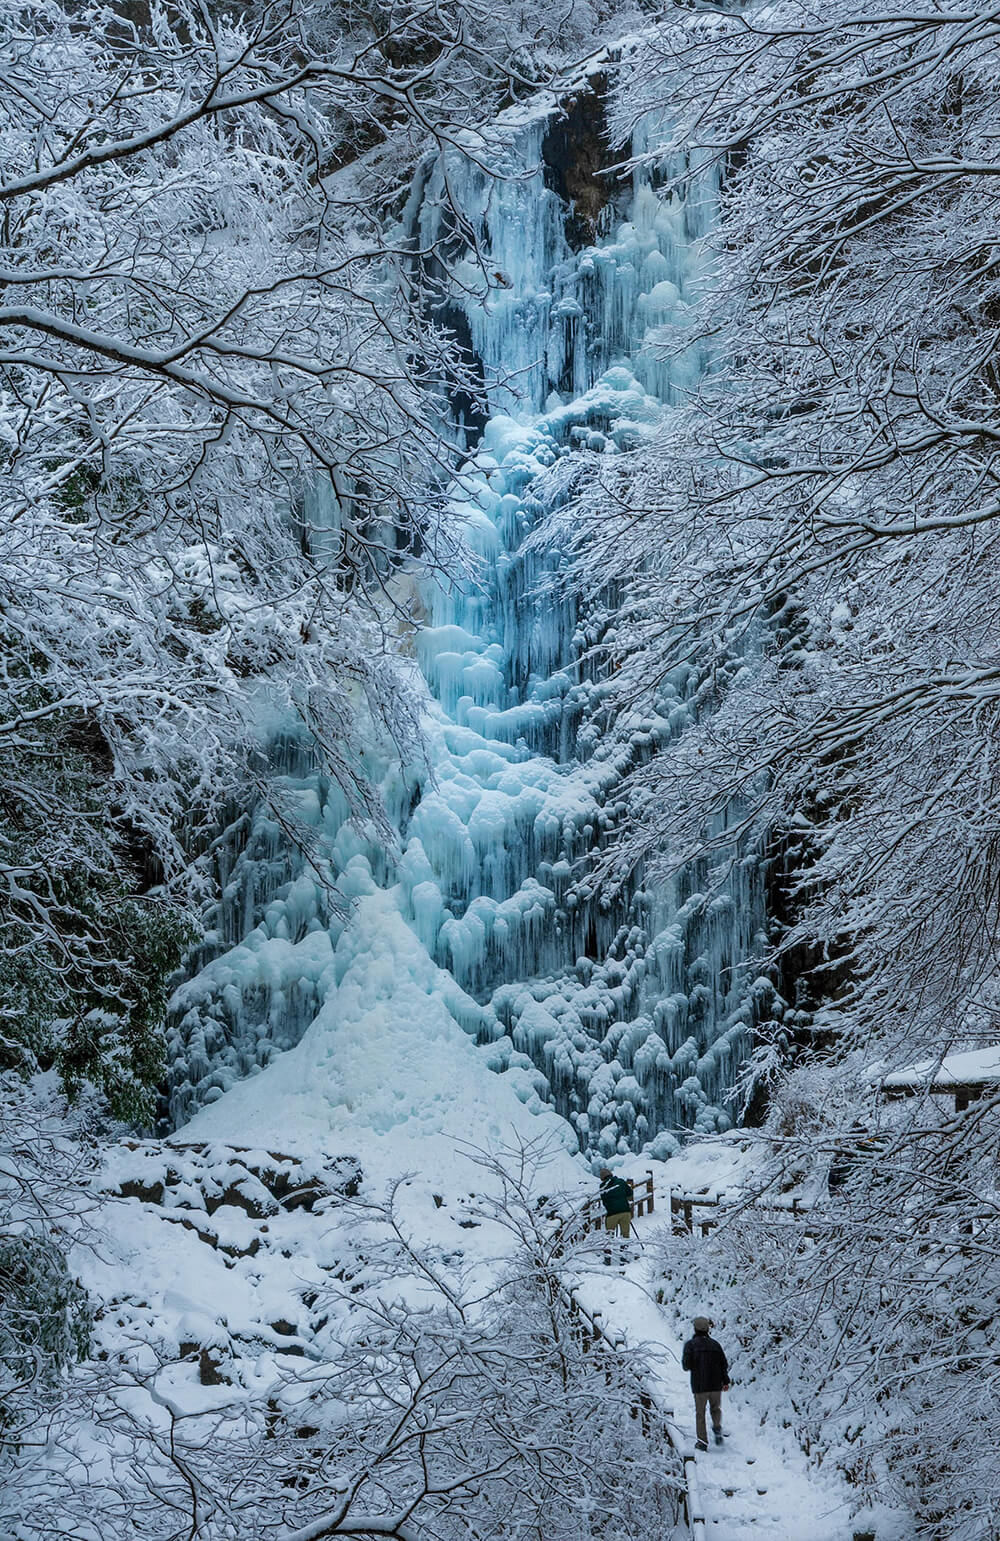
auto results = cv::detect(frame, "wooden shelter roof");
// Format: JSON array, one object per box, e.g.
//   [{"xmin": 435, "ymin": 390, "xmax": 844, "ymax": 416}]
[{"xmin": 881, "ymin": 1046, "xmax": 1000, "ymax": 1100}]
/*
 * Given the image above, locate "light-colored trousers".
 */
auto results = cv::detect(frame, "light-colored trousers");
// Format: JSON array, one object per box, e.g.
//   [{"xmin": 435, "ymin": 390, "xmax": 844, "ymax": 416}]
[
  {"xmin": 694, "ymin": 1390, "xmax": 722, "ymax": 1445},
  {"xmin": 604, "ymin": 1211, "xmax": 631, "ymax": 1238}
]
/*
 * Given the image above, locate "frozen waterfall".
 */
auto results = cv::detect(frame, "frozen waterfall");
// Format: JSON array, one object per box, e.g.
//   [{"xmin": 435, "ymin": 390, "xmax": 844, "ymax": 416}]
[{"xmin": 165, "ymin": 74, "xmax": 779, "ymax": 1158}]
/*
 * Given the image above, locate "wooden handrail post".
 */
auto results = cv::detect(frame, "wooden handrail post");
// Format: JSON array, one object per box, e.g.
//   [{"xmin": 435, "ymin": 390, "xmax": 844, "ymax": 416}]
[
  {"xmin": 685, "ymin": 1455, "xmax": 707, "ymax": 1539},
  {"xmin": 560, "ymin": 1279, "xmax": 700, "ymax": 1538}
]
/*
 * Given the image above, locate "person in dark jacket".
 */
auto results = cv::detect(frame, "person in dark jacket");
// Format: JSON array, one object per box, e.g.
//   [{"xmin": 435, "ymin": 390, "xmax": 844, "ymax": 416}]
[
  {"xmin": 681, "ymin": 1316, "xmax": 730, "ymax": 1450},
  {"xmin": 598, "ymin": 1168, "xmax": 633, "ymax": 1239}
]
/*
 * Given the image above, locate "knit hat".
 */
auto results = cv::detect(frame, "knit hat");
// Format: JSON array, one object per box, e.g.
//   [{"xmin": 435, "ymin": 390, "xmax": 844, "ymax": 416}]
[{"xmin": 693, "ymin": 1316, "xmax": 711, "ymax": 1333}]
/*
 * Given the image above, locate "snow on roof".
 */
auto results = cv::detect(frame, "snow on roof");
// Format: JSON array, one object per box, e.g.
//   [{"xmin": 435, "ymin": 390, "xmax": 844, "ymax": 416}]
[{"xmin": 881, "ymin": 1044, "xmax": 1000, "ymax": 1089}]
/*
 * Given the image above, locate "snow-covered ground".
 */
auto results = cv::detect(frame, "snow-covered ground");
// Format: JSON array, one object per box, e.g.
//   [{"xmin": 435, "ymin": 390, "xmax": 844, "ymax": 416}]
[
  {"xmin": 171, "ymin": 881, "xmax": 582, "ymax": 1194},
  {"xmin": 137, "ymin": 822, "xmax": 882, "ymax": 1539},
  {"xmin": 572, "ymin": 1141, "xmax": 910, "ymax": 1540},
  {"xmin": 75, "ymin": 1087, "xmax": 912, "ymax": 1539},
  {"xmin": 581, "ymin": 1257, "xmax": 857, "ymax": 1540}
]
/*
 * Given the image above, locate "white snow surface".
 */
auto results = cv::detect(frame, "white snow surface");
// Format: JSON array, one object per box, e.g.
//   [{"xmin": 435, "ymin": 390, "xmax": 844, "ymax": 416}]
[
  {"xmin": 71, "ymin": 1075, "xmax": 913, "ymax": 1541},
  {"xmin": 578, "ymin": 1258, "xmax": 880, "ymax": 1540}
]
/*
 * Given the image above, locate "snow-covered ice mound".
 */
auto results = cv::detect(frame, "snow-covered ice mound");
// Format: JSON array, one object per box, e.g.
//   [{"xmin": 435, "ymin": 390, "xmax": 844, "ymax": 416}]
[{"xmin": 174, "ymin": 876, "xmax": 581, "ymax": 1192}]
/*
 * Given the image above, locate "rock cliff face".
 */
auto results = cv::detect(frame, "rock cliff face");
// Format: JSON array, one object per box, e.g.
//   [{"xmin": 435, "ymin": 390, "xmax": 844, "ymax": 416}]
[
  {"xmin": 165, "ymin": 72, "xmax": 778, "ymax": 1158},
  {"xmin": 542, "ymin": 77, "xmax": 618, "ymax": 246}
]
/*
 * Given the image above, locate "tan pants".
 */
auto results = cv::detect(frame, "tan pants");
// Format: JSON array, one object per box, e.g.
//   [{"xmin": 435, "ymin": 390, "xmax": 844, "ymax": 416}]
[
  {"xmin": 604, "ymin": 1211, "xmax": 631, "ymax": 1238},
  {"xmin": 694, "ymin": 1390, "xmax": 722, "ymax": 1445}
]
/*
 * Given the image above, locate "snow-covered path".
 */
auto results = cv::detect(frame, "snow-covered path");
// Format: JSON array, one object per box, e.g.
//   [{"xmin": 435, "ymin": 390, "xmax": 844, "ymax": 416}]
[{"xmin": 575, "ymin": 1226, "xmax": 859, "ymax": 1541}]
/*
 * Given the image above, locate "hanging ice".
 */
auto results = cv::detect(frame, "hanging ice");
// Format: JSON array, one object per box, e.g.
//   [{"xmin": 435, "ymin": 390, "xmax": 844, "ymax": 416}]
[{"xmin": 166, "ymin": 72, "xmax": 777, "ymax": 1157}]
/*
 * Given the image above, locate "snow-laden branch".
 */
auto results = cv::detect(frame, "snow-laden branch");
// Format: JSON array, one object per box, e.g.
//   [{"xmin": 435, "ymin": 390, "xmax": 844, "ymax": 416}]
[
  {"xmin": 277, "ymin": 1513, "xmax": 422, "ymax": 1541},
  {"xmin": 0, "ymin": 0, "xmax": 601, "ymax": 1109}
]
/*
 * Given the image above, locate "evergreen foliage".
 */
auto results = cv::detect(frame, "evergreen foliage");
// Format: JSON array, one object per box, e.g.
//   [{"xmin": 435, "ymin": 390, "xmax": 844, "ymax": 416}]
[{"xmin": 0, "ymin": 1232, "xmax": 91, "ymax": 1437}]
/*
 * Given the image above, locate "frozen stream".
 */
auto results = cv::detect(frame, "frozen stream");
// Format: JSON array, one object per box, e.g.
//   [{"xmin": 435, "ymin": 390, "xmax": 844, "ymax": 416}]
[{"xmin": 166, "ymin": 78, "xmax": 775, "ymax": 1159}]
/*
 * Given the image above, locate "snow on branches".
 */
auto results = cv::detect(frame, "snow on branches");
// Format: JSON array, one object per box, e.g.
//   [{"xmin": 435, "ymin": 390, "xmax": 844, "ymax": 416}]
[
  {"xmin": 551, "ymin": 0, "xmax": 1000, "ymax": 1046},
  {"xmin": 532, "ymin": 8, "xmax": 1000, "ymax": 1532},
  {"xmin": 0, "ymin": 0, "xmax": 584, "ymax": 1099}
]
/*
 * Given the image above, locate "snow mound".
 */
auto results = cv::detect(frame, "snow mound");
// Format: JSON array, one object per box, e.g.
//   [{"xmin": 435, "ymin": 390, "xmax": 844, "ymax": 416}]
[{"xmin": 175, "ymin": 882, "xmax": 579, "ymax": 1190}]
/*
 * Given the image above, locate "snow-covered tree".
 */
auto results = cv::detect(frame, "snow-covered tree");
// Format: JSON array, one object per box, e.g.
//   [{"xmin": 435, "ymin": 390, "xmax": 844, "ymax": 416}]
[
  {"xmin": 4, "ymin": 1138, "xmax": 681, "ymax": 1540},
  {"xmin": 0, "ymin": 0, "xmax": 598, "ymax": 1106},
  {"xmin": 0, "ymin": 1075, "xmax": 94, "ymax": 1458},
  {"xmin": 534, "ymin": 5, "xmax": 1000, "ymax": 1530},
  {"xmin": 566, "ymin": 0, "xmax": 1000, "ymax": 1047}
]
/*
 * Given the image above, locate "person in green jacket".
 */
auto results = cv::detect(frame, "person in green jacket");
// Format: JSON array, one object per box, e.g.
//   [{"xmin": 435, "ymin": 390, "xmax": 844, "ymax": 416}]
[{"xmin": 599, "ymin": 1168, "xmax": 633, "ymax": 1240}]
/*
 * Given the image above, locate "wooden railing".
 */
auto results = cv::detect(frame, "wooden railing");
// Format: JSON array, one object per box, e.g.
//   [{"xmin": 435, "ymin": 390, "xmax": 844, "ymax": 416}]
[
  {"xmin": 560, "ymin": 1278, "xmax": 705, "ymax": 1539},
  {"xmin": 586, "ymin": 1170, "xmax": 804, "ymax": 1238},
  {"xmin": 669, "ymin": 1188, "xmax": 817, "ymax": 1237},
  {"xmin": 585, "ymin": 1169, "xmax": 820, "ymax": 1241}
]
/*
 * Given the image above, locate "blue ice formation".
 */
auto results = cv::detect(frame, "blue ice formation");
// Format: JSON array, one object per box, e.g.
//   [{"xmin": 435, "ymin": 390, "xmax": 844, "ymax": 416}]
[{"xmin": 166, "ymin": 79, "xmax": 774, "ymax": 1154}]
